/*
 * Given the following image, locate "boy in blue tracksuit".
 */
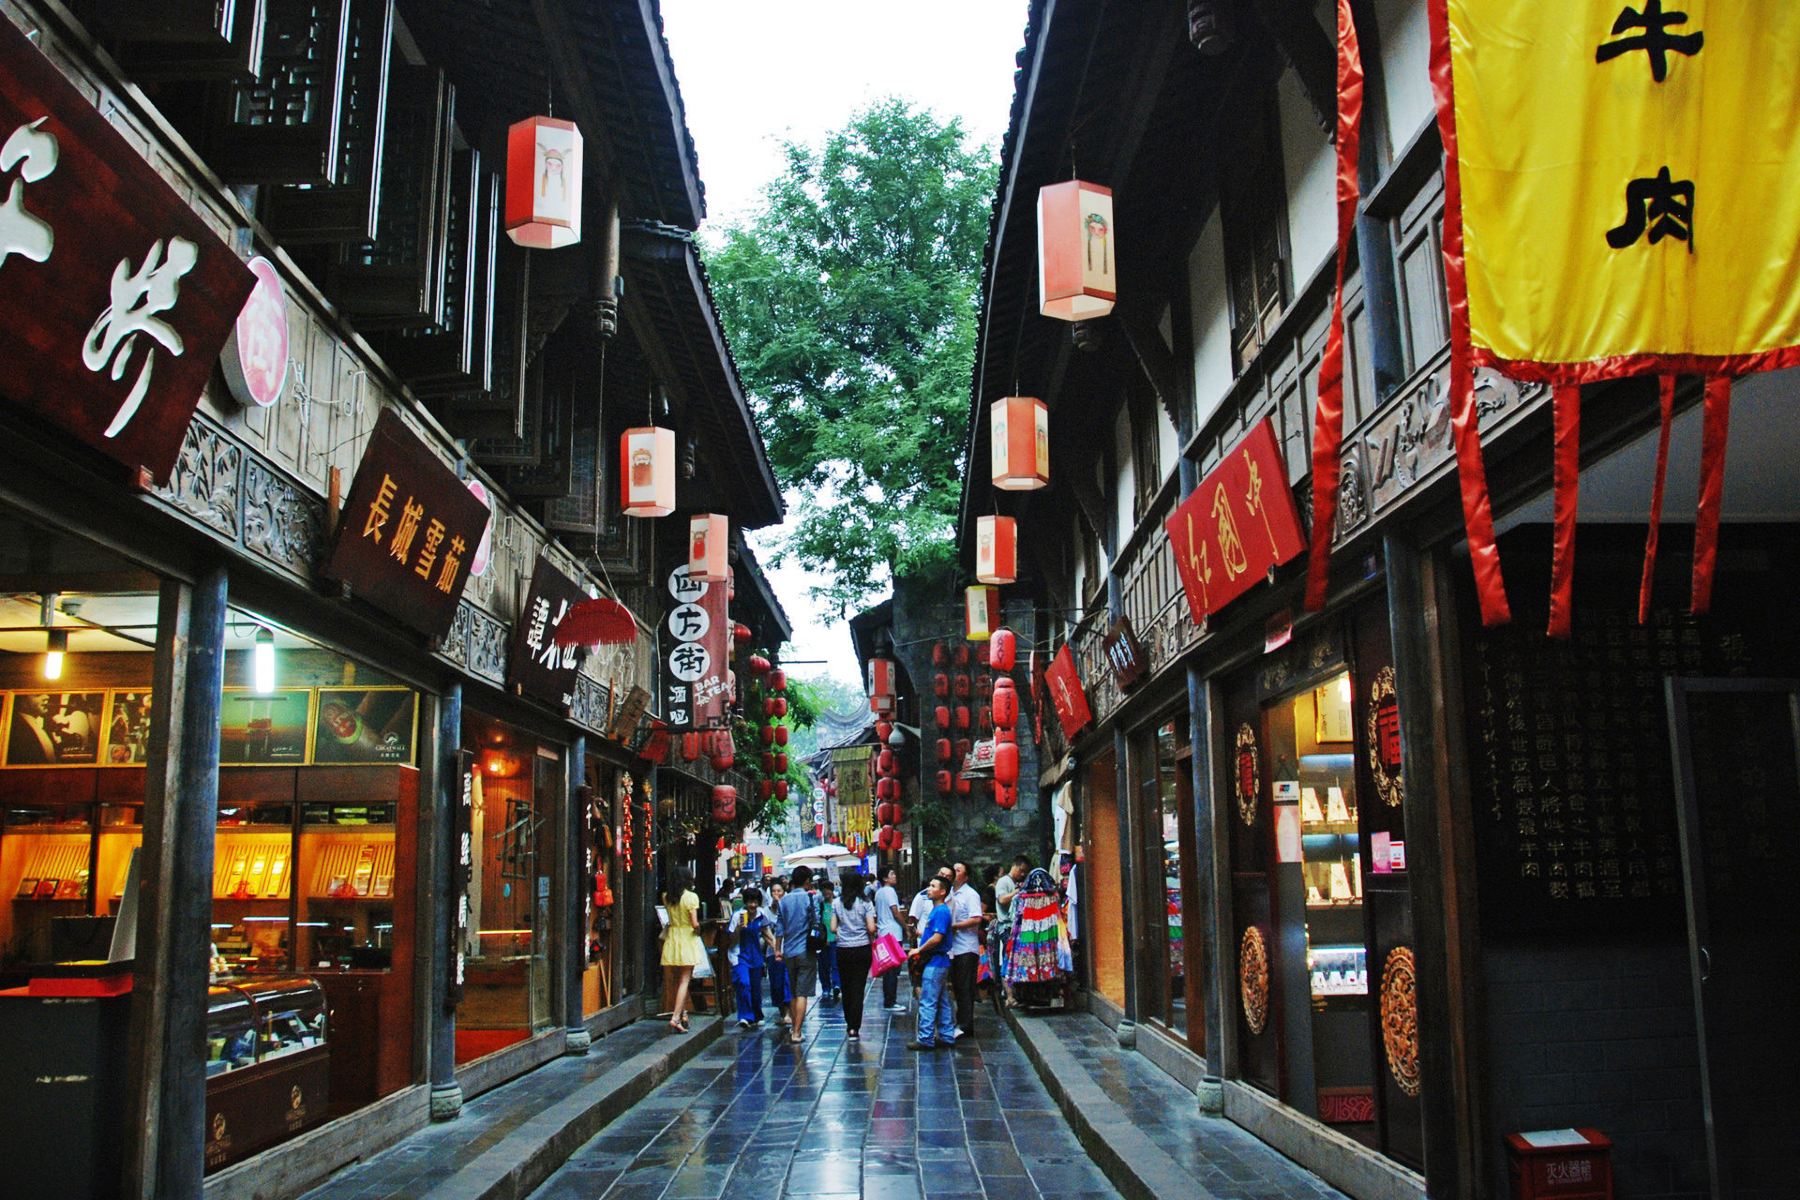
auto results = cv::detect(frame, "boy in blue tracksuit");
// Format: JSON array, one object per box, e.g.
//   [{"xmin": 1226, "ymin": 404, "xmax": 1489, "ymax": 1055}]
[
  {"xmin": 907, "ymin": 876, "xmax": 957, "ymax": 1049},
  {"xmin": 728, "ymin": 887, "xmax": 778, "ymax": 1028}
]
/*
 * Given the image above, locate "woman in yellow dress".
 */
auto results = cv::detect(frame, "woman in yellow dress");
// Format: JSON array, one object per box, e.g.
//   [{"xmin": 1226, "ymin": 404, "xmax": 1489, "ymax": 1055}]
[{"xmin": 660, "ymin": 866, "xmax": 703, "ymax": 1032}]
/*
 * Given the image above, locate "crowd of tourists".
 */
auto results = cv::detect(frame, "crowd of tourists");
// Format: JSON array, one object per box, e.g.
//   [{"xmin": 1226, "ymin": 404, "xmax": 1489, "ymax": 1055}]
[{"xmin": 658, "ymin": 855, "xmax": 1053, "ymax": 1050}]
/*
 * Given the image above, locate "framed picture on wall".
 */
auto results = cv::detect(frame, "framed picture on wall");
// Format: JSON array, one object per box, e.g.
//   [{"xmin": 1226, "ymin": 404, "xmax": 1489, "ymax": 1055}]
[
  {"xmin": 103, "ymin": 690, "xmax": 154, "ymax": 764},
  {"xmin": 218, "ymin": 689, "xmax": 312, "ymax": 765},
  {"xmin": 4, "ymin": 691, "xmax": 107, "ymax": 765},
  {"xmin": 312, "ymin": 688, "xmax": 417, "ymax": 764}
]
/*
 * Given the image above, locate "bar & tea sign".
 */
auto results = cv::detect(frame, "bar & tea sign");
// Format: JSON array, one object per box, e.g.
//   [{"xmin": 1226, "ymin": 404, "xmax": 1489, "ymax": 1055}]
[
  {"xmin": 0, "ymin": 18, "xmax": 254, "ymax": 484},
  {"xmin": 324, "ymin": 408, "xmax": 491, "ymax": 638}
]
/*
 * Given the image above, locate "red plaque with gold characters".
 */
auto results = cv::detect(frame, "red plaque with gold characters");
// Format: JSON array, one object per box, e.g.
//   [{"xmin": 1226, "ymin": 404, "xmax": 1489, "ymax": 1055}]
[
  {"xmin": 324, "ymin": 409, "xmax": 492, "ymax": 639},
  {"xmin": 1166, "ymin": 418, "xmax": 1306, "ymax": 627}
]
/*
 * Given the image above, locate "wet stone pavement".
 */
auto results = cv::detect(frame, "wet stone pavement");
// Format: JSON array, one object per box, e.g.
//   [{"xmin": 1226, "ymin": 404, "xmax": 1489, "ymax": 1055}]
[{"xmin": 528, "ymin": 984, "xmax": 1120, "ymax": 1200}]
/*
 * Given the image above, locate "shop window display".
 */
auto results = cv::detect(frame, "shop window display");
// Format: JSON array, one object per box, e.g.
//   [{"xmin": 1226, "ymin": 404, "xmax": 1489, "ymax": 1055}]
[{"xmin": 1134, "ymin": 715, "xmax": 1198, "ymax": 1044}]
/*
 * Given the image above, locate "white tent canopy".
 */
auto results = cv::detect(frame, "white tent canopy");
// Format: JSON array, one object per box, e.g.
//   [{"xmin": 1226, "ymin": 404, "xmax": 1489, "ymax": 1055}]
[{"xmin": 781, "ymin": 843, "xmax": 860, "ymax": 867}]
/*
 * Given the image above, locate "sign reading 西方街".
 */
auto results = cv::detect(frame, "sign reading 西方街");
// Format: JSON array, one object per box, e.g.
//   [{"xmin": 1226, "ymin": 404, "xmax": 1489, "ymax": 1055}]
[
  {"xmin": 507, "ymin": 554, "xmax": 591, "ymax": 708},
  {"xmin": 1167, "ymin": 419, "xmax": 1305, "ymax": 626},
  {"xmin": 0, "ymin": 18, "xmax": 255, "ymax": 484},
  {"xmin": 663, "ymin": 564, "xmax": 728, "ymax": 731},
  {"xmin": 324, "ymin": 409, "xmax": 492, "ymax": 640}
]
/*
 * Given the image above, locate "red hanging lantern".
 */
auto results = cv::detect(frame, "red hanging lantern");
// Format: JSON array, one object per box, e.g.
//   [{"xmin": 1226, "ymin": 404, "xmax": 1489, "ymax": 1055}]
[
  {"xmin": 733, "ymin": 622, "xmax": 752, "ymax": 644},
  {"xmin": 996, "ymin": 723, "xmax": 1017, "ymax": 744},
  {"xmin": 994, "ymin": 742, "xmax": 1020, "ymax": 787},
  {"xmin": 936, "ymin": 738, "xmax": 952, "ymax": 763},
  {"xmin": 868, "ymin": 657, "xmax": 896, "ymax": 700},
  {"xmin": 954, "ymin": 706, "xmax": 970, "ymax": 731},
  {"xmin": 955, "ymin": 775, "xmax": 972, "ymax": 796},
  {"xmin": 877, "ymin": 748, "xmax": 896, "ymax": 774},
  {"xmin": 997, "ymin": 784, "xmax": 1018, "ymax": 810},
  {"xmin": 761, "ymin": 752, "xmax": 776, "ymax": 775},
  {"xmin": 774, "ymin": 779, "xmax": 790, "ymax": 801},
  {"xmin": 767, "ymin": 697, "xmax": 788, "ymax": 719},
  {"xmin": 932, "ymin": 705, "xmax": 949, "ymax": 729},
  {"xmin": 991, "ymin": 395, "xmax": 1050, "ymax": 491},
  {"xmin": 711, "ymin": 784, "xmax": 737, "ymax": 823},
  {"xmin": 620, "ymin": 427, "xmax": 675, "ymax": 517},
  {"xmin": 964, "ymin": 586, "xmax": 1008, "ymax": 644},
  {"xmin": 990, "ymin": 628, "xmax": 1017, "ymax": 672},
  {"xmin": 953, "ymin": 676, "xmax": 971, "ymax": 699},
  {"xmin": 774, "ymin": 726, "xmax": 789, "ymax": 747},
  {"xmin": 955, "ymin": 738, "xmax": 972, "ymax": 760},
  {"xmin": 758, "ymin": 780, "xmax": 774, "ymax": 802},
  {"xmin": 710, "ymin": 745, "xmax": 734, "ymax": 772},
  {"xmin": 749, "ymin": 653, "xmax": 771, "ymax": 675},
  {"xmin": 506, "ymin": 115, "xmax": 583, "ymax": 248},
  {"xmin": 759, "ymin": 725, "xmax": 776, "ymax": 746},
  {"xmin": 992, "ymin": 677, "xmax": 1019, "ymax": 728},
  {"xmin": 932, "ymin": 673, "xmax": 949, "ymax": 698},
  {"xmin": 768, "ymin": 669, "xmax": 787, "ymax": 692},
  {"xmin": 877, "ymin": 801, "xmax": 894, "ymax": 826},
  {"xmin": 931, "ymin": 644, "xmax": 948, "ymax": 666},
  {"xmin": 773, "ymin": 753, "xmax": 788, "ymax": 774},
  {"xmin": 975, "ymin": 516, "xmax": 1017, "ymax": 585},
  {"xmin": 875, "ymin": 720, "xmax": 893, "ymax": 743},
  {"xmin": 1037, "ymin": 179, "xmax": 1116, "ymax": 321},
  {"xmin": 975, "ymin": 672, "xmax": 993, "ymax": 694},
  {"xmin": 681, "ymin": 732, "xmax": 701, "ymax": 762},
  {"xmin": 978, "ymin": 706, "xmax": 993, "ymax": 731},
  {"xmin": 876, "ymin": 776, "xmax": 898, "ymax": 802},
  {"xmin": 936, "ymin": 769, "xmax": 954, "ymax": 795},
  {"xmin": 953, "ymin": 644, "xmax": 971, "ymax": 668}
]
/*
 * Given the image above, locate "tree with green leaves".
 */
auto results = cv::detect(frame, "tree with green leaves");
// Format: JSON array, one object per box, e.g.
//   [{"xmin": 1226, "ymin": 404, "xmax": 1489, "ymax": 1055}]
[{"xmin": 706, "ymin": 99, "xmax": 998, "ymax": 615}]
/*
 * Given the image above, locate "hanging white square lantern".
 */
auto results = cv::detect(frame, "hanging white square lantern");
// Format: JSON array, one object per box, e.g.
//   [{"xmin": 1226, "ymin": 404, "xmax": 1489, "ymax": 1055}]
[
  {"xmin": 505, "ymin": 116, "xmax": 584, "ymax": 249},
  {"xmin": 965, "ymin": 586, "xmax": 1002, "ymax": 641},
  {"xmin": 688, "ymin": 513, "xmax": 729, "ymax": 582},
  {"xmin": 990, "ymin": 395, "xmax": 1049, "ymax": 491},
  {"xmin": 619, "ymin": 427, "xmax": 675, "ymax": 517},
  {"xmin": 1037, "ymin": 180, "xmax": 1116, "ymax": 321},
  {"xmin": 975, "ymin": 515, "xmax": 1017, "ymax": 586}
]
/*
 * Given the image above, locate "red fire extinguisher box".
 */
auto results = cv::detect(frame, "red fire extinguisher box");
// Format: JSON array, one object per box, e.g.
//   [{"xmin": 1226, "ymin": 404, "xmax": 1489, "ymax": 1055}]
[{"xmin": 1505, "ymin": 1128, "xmax": 1612, "ymax": 1200}]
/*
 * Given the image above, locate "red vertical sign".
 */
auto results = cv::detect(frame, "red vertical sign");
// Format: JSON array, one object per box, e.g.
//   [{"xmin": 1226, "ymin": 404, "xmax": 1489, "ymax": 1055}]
[
  {"xmin": 1166, "ymin": 418, "xmax": 1307, "ymax": 626},
  {"xmin": 1045, "ymin": 645, "xmax": 1092, "ymax": 740}
]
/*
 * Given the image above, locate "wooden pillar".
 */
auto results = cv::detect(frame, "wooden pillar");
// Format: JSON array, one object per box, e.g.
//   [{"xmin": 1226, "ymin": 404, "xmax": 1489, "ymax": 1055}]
[
  {"xmin": 1384, "ymin": 532, "xmax": 1482, "ymax": 1199},
  {"xmin": 120, "ymin": 565, "xmax": 227, "ymax": 1200},
  {"xmin": 565, "ymin": 735, "xmax": 591, "ymax": 1053},
  {"xmin": 429, "ymin": 682, "xmax": 463, "ymax": 1120}
]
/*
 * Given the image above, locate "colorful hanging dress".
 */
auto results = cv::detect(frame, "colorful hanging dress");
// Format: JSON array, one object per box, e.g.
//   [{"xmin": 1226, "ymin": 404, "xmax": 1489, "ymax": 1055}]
[{"xmin": 1004, "ymin": 868, "xmax": 1072, "ymax": 985}]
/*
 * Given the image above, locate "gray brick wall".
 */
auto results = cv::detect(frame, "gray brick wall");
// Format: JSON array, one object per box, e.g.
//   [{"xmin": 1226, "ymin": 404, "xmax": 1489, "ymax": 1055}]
[{"xmin": 1482, "ymin": 937, "xmax": 1709, "ymax": 1200}]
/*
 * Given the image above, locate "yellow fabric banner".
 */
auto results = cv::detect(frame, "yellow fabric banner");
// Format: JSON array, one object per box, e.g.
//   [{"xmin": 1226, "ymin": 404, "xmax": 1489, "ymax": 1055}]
[{"xmin": 1444, "ymin": 0, "xmax": 1800, "ymax": 378}]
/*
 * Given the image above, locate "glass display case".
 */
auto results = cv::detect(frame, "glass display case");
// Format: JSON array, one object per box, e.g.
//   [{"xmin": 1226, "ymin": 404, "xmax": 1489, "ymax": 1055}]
[
  {"xmin": 205, "ymin": 975, "xmax": 326, "ymax": 1073},
  {"xmin": 1307, "ymin": 944, "xmax": 1369, "ymax": 998}
]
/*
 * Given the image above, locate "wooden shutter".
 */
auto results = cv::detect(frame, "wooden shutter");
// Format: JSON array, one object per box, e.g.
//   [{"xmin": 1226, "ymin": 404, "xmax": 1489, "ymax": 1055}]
[
  {"xmin": 208, "ymin": 0, "xmax": 352, "ymax": 186},
  {"xmin": 99, "ymin": 0, "xmax": 267, "ymax": 82},
  {"xmin": 326, "ymin": 63, "xmax": 452, "ymax": 327},
  {"xmin": 262, "ymin": 0, "xmax": 395, "ymax": 244},
  {"xmin": 446, "ymin": 243, "xmax": 528, "ymax": 438},
  {"xmin": 378, "ymin": 148, "xmax": 485, "ymax": 384}
]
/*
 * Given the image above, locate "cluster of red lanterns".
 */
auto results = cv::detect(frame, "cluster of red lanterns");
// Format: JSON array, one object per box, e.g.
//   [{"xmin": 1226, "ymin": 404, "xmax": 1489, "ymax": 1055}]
[
  {"xmin": 679, "ymin": 727, "xmax": 734, "ymax": 771},
  {"xmin": 930, "ymin": 642, "xmax": 993, "ymax": 801},
  {"xmin": 991, "ymin": 628, "xmax": 1020, "ymax": 809},
  {"xmin": 753, "ymin": 657, "xmax": 792, "ymax": 806},
  {"xmin": 874, "ymin": 721, "xmax": 905, "ymax": 853}
]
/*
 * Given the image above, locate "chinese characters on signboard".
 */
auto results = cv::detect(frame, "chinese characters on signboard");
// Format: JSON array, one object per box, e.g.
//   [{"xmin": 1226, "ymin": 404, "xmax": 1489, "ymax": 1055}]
[
  {"xmin": 1167, "ymin": 418, "xmax": 1306, "ymax": 626},
  {"xmin": 664, "ymin": 564, "xmax": 728, "ymax": 731},
  {"xmin": 507, "ymin": 554, "xmax": 591, "ymax": 708},
  {"xmin": 1102, "ymin": 616, "xmax": 1148, "ymax": 691},
  {"xmin": 324, "ymin": 408, "xmax": 492, "ymax": 639},
  {"xmin": 0, "ymin": 18, "xmax": 255, "ymax": 483}
]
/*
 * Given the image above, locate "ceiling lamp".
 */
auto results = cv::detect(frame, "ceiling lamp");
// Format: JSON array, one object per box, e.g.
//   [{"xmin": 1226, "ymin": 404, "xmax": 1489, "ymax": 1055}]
[
  {"xmin": 620, "ymin": 427, "xmax": 675, "ymax": 517},
  {"xmin": 1038, "ymin": 180, "xmax": 1116, "ymax": 321},
  {"xmin": 42, "ymin": 628, "xmax": 67, "ymax": 681},
  {"xmin": 688, "ymin": 513, "xmax": 729, "ymax": 582},
  {"xmin": 975, "ymin": 515, "xmax": 1017, "ymax": 585},
  {"xmin": 505, "ymin": 116, "xmax": 583, "ymax": 249},
  {"xmin": 253, "ymin": 627, "xmax": 277, "ymax": 694},
  {"xmin": 991, "ymin": 396, "xmax": 1049, "ymax": 491}
]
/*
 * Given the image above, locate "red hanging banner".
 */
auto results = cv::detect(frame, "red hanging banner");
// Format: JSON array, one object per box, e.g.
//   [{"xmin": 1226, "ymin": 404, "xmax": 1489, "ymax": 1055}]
[
  {"xmin": 1044, "ymin": 645, "xmax": 1092, "ymax": 741},
  {"xmin": 1637, "ymin": 376, "xmax": 1676, "ymax": 624},
  {"xmin": 1546, "ymin": 385, "xmax": 1581, "ymax": 639},
  {"xmin": 1304, "ymin": 0, "xmax": 1365, "ymax": 613},
  {"xmin": 1691, "ymin": 376, "xmax": 1732, "ymax": 614}
]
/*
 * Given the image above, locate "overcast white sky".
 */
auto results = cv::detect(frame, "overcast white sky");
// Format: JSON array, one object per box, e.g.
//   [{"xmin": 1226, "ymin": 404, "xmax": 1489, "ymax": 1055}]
[{"xmin": 660, "ymin": 0, "xmax": 1028, "ymax": 686}]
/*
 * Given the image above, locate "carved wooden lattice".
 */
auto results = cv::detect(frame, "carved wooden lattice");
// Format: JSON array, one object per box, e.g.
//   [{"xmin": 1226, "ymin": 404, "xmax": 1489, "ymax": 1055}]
[{"xmin": 209, "ymin": 0, "xmax": 350, "ymax": 185}]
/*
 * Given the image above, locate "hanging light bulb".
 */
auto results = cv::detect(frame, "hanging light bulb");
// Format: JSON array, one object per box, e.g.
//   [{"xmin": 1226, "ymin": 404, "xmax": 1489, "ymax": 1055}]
[
  {"xmin": 254, "ymin": 627, "xmax": 277, "ymax": 694},
  {"xmin": 42, "ymin": 628, "xmax": 67, "ymax": 681}
]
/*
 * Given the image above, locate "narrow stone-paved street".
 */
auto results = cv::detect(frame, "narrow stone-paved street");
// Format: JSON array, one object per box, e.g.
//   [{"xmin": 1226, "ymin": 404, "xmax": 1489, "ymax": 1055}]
[{"xmin": 528, "ymin": 989, "xmax": 1119, "ymax": 1200}]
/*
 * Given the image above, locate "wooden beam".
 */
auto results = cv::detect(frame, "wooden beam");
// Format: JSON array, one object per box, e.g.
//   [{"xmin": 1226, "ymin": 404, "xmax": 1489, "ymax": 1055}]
[
  {"xmin": 529, "ymin": 0, "xmax": 620, "ymax": 199},
  {"xmin": 1248, "ymin": 0, "xmax": 1335, "ymax": 133},
  {"xmin": 1116, "ymin": 303, "xmax": 1183, "ymax": 430}
]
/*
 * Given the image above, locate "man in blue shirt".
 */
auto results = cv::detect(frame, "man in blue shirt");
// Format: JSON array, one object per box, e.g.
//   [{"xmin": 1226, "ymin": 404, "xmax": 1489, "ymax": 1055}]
[
  {"xmin": 907, "ymin": 876, "xmax": 957, "ymax": 1049},
  {"xmin": 775, "ymin": 864, "xmax": 817, "ymax": 1045}
]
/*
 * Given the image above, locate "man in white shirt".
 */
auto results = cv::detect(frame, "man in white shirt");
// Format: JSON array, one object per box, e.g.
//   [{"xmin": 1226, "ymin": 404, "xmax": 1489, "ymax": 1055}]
[
  {"xmin": 874, "ymin": 867, "xmax": 905, "ymax": 1012},
  {"xmin": 949, "ymin": 862, "xmax": 984, "ymax": 1038}
]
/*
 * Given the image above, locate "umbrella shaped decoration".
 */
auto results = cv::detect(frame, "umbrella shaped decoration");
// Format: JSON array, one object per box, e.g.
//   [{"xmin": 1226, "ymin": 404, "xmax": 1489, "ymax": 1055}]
[{"xmin": 553, "ymin": 596, "xmax": 638, "ymax": 646}]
